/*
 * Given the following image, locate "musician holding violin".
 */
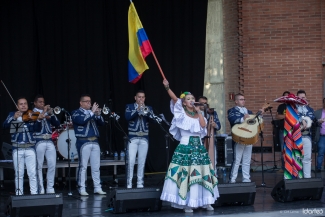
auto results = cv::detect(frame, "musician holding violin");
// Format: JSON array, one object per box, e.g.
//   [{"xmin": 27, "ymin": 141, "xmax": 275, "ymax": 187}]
[
  {"xmin": 71, "ymin": 94, "xmax": 106, "ymax": 196},
  {"xmin": 198, "ymin": 96, "xmax": 221, "ymax": 169},
  {"xmin": 33, "ymin": 94, "xmax": 60, "ymax": 194},
  {"xmin": 198, "ymin": 96, "xmax": 221, "ymax": 132},
  {"xmin": 2, "ymin": 97, "xmax": 42, "ymax": 195}
]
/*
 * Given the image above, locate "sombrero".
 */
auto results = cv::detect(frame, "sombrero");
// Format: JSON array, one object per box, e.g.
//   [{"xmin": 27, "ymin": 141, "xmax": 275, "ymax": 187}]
[{"xmin": 274, "ymin": 93, "xmax": 308, "ymax": 105}]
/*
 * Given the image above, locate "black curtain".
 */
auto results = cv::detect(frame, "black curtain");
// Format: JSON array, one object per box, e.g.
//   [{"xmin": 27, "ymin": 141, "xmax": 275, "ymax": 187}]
[{"xmin": 0, "ymin": 0, "xmax": 208, "ymax": 172}]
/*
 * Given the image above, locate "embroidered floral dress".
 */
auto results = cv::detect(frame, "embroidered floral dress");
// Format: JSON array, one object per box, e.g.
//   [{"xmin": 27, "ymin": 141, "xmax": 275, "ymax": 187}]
[{"xmin": 160, "ymin": 99, "xmax": 219, "ymax": 209}]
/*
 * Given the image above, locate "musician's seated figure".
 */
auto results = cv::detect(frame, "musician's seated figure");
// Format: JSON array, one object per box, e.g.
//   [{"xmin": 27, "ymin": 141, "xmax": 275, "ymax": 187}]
[
  {"xmin": 227, "ymin": 93, "xmax": 263, "ymax": 183},
  {"xmin": 198, "ymin": 96, "xmax": 221, "ymax": 167},
  {"xmin": 296, "ymin": 90, "xmax": 315, "ymax": 178}
]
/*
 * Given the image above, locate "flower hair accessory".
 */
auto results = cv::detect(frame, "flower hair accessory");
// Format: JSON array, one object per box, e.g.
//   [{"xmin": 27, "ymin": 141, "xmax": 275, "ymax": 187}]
[{"xmin": 180, "ymin": 91, "xmax": 191, "ymax": 99}]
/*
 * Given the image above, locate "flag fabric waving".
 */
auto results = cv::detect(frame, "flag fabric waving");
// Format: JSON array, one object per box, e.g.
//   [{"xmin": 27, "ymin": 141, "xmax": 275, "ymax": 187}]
[{"xmin": 128, "ymin": 2, "xmax": 152, "ymax": 83}]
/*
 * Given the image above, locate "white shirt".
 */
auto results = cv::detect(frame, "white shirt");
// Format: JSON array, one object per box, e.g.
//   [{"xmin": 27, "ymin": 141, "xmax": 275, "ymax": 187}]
[{"xmin": 237, "ymin": 106, "xmax": 248, "ymax": 123}]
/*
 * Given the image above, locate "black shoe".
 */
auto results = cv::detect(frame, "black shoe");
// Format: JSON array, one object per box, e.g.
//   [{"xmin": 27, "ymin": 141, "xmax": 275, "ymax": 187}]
[{"xmin": 316, "ymin": 169, "xmax": 321, "ymax": 173}]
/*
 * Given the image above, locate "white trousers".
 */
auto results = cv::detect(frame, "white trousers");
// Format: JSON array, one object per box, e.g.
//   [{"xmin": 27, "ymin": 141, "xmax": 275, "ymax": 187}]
[
  {"xmin": 36, "ymin": 140, "xmax": 57, "ymax": 193},
  {"xmin": 302, "ymin": 137, "xmax": 312, "ymax": 178},
  {"xmin": 12, "ymin": 148, "xmax": 37, "ymax": 195},
  {"xmin": 77, "ymin": 142, "xmax": 102, "ymax": 192},
  {"xmin": 230, "ymin": 143, "xmax": 252, "ymax": 182},
  {"xmin": 127, "ymin": 138, "xmax": 148, "ymax": 187}
]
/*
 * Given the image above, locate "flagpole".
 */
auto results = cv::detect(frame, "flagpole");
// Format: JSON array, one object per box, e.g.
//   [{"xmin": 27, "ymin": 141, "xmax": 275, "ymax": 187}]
[{"xmin": 149, "ymin": 45, "xmax": 166, "ymax": 80}]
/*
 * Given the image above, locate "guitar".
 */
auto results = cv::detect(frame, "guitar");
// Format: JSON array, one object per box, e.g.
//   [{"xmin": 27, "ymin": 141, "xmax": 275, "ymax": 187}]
[{"xmin": 231, "ymin": 103, "xmax": 270, "ymax": 145}]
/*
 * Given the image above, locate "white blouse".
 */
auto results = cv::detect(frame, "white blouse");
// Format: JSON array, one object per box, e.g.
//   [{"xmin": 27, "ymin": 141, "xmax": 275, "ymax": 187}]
[{"xmin": 169, "ymin": 99, "xmax": 207, "ymax": 142}]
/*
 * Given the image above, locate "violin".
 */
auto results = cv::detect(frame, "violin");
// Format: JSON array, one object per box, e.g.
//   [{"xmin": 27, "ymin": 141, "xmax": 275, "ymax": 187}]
[
  {"xmin": 22, "ymin": 110, "xmax": 40, "ymax": 122},
  {"xmin": 1, "ymin": 80, "xmax": 41, "ymax": 122}
]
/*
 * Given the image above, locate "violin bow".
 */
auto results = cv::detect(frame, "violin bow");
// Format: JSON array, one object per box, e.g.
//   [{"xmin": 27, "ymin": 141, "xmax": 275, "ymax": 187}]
[{"xmin": 1, "ymin": 80, "xmax": 19, "ymax": 109}]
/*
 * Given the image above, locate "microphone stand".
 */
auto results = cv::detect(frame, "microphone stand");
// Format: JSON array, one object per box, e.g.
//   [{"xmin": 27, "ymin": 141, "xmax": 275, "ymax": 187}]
[
  {"xmin": 105, "ymin": 115, "xmax": 130, "ymax": 188},
  {"xmin": 154, "ymin": 116, "xmax": 174, "ymax": 186},
  {"xmin": 104, "ymin": 118, "xmax": 114, "ymax": 159},
  {"xmin": 10, "ymin": 122, "xmax": 25, "ymax": 195},
  {"xmin": 64, "ymin": 112, "xmax": 81, "ymax": 201},
  {"xmin": 157, "ymin": 114, "xmax": 173, "ymax": 171},
  {"xmin": 123, "ymin": 136, "xmax": 129, "ymax": 188},
  {"xmin": 0, "ymin": 94, "xmax": 3, "ymax": 190},
  {"xmin": 255, "ymin": 114, "xmax": 272, "ymax": 190},
  {"xmin": 105, "ymin": 99, "xmax": 114, "ymax": 159},
  {"xmin": 159, "ymin": 121, "xmax": 174, "ymax": 169},
  {"xmin": 267, "ymin": 107, "xmax": 279, "ymax": 171}
]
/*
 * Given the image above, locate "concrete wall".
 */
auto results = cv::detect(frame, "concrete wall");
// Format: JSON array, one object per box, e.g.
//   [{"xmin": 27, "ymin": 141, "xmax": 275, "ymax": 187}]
[{"xmin": 204, "ymin": 0, "xmax": 226, "ymax": 134}]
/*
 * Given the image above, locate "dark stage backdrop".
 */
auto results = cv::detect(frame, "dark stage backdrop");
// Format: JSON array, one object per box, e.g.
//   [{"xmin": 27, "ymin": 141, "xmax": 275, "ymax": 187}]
[{"xmin": 0, "ymin": 0, "xmax": 208, "ymax": 172}]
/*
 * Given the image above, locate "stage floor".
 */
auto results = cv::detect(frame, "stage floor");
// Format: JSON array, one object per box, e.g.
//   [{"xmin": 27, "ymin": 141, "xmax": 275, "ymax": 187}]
[{"xmin": 0, "ymin": 169, "xmax": 324, "ymax": 217}]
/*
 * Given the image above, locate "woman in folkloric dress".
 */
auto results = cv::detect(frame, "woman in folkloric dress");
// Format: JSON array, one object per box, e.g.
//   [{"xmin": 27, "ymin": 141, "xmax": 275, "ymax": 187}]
[{"xmin": 160, "ymin": 79, "xmax": 219, "ymax": 213}]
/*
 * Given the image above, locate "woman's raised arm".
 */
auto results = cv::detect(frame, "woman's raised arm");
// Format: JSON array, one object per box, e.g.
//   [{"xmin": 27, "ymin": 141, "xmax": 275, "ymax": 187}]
[{"xmin": 163, "ymin": 79, "xmax": 178, "ymax": 104}]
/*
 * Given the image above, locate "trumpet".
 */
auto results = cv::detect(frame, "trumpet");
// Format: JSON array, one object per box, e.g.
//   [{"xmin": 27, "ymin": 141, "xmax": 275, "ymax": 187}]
[
  {"xmin": 53, "ymin": 106, "xmax": 62, "ymax": 114},
  {"xmin": 92, "ymin": 105, "xmax": 110, "ymax": 116},
  {"xmin": 44, "ymin": 106, "xmax": 61, "ymax": 115},
  {"xmin": 102, "ymin": 104, "xmax": 110, "ymax": 115},
  {"xmin": 138, "ymin": 104, "xmax": 150, "ymax": 116}
]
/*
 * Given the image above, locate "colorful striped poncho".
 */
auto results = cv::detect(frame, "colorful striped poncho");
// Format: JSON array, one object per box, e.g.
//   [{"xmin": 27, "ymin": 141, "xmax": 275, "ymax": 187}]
[{"xmin": 283, "ymin": 104, "xmax": 304, "ymax": 179}]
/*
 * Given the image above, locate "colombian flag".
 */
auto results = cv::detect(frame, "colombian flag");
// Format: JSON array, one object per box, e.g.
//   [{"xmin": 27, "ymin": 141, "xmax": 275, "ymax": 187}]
[{"xmin": 128, "ymin": 2, "xmax": 152, "ymax": 83}]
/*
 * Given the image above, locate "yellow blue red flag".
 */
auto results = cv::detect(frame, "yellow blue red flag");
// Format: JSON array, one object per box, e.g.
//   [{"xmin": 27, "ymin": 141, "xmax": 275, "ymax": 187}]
[{"xmin": 128, "ymin": 2, "xmax": 152, "ymax": 83}]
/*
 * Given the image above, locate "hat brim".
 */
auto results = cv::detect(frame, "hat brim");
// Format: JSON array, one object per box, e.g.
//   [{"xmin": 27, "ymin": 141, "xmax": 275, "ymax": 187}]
[{"xmin": 274, "ymin": 93, "xmax": 308, "ymax": 105}]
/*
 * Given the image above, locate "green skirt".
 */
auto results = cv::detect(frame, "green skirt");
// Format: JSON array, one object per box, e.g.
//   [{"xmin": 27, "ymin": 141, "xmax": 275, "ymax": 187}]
[{"xmin": 165, "ymin": 136, "xmax": 218, "ymax": 200}]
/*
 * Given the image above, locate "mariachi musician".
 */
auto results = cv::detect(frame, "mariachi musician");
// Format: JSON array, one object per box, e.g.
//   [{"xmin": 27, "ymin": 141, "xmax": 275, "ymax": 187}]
[
  {"xmin": 227, "ymin": 93, "xmax": 263, "ymax": 183},
  {"xmin": 33, "ymin": 94, "xmax": 60, "ymax": 194},
  {"xmin": 125, "ymin": 90, "xmax": 153, "ymax": 189},
  {"xmin": 124, "ymin": 90, "xmax": 162, "ymax": 189},
  {"xmin": 3, "ymin": 97, "xmax": 42, "ymax": 195},
  {"xmin": 295, "ymin": 90, "xmax": 315, "ymax": 178},
  {"xmin": 274, "ymin": 91, "xmax": 314, "ymax": 179},
  {"xmin": 198, "ymin": 96, "xmax": 221, "ymax": 169},
  {"xmin": 71, "ymin": 94, "xmax": 106, "ymax": 196}
]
